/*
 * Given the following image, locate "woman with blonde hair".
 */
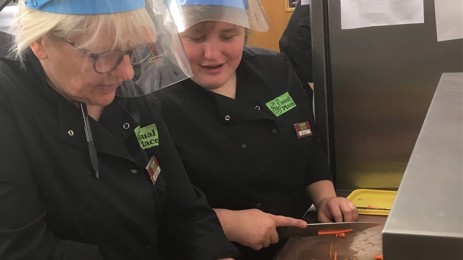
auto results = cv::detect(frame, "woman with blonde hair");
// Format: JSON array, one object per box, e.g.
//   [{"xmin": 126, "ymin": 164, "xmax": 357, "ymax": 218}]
[{"xmin": 0, "ymin": 0, "xmax": 238, "ymax": 259}]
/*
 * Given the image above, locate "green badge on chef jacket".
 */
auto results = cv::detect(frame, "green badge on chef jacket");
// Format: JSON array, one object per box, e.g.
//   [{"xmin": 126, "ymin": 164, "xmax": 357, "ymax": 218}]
[
  {"xmin": 266, "ymin": 92, "xmax": 297, "ymax": 117},
  {"xmin": 134, "ymin": 123, "xmax": 159, "ymax": 149}
]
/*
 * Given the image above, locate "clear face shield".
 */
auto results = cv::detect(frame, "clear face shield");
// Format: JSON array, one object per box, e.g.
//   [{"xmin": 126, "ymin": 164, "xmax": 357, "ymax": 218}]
[
  {"xmin": 167, "ymin": 0, "xmax": 269, "ymax": 33},
  {"xmin": 124, "ymin": 0, "xmax": 193, "ymax": 96},
  {"xmin": 23, "ymin": 0, "xmax": 192, "ymax": 97}
]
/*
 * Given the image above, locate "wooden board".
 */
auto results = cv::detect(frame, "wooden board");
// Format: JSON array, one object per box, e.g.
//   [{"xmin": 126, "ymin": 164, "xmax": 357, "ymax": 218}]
[{"xmin": 276, "ymin": 215, "xmax": 386, "ymax": 260}]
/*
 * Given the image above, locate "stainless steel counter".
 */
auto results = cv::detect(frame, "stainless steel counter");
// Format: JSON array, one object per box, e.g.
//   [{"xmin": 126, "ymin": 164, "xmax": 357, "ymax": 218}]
[
  {"xmin": 382, "ymin": 73, "xmax": 463, "ymax": 259},
  {"xmin": 276, "ymin": 73, "xmax": 462, "ymax": 260}
]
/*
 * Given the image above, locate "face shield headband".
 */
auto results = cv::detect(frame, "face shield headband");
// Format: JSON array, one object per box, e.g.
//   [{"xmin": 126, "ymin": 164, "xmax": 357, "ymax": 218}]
[{"xmin": 25, "ymin": 0, "xmax": 144, "ymax": 14}]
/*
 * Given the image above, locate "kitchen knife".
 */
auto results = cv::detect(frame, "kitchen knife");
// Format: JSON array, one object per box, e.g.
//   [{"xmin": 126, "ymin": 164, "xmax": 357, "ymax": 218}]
[{"xmin": 277, "ymin": 222, "xmax": 380, "ymax": 239}]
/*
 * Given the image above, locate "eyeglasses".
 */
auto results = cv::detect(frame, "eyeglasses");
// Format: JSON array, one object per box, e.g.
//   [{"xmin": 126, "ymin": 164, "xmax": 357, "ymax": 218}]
[{"xmin": 62, "ymin": 38, "xmax": 157, "ymax": 74}]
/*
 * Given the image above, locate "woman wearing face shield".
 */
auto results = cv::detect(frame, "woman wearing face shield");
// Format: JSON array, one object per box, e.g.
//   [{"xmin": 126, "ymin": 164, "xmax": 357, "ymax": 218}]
[
  {"xmin": 0, "ymin": 0, "xmax": 239, "ymax": 259},
  {"xmin": 154, "ymin": 0, "xmax": 359, "ymax": 259}
]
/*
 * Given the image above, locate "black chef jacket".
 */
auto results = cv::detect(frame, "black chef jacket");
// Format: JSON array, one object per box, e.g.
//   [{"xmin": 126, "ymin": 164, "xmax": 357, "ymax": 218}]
[
  {"xmin": 154, "ymin": 47, "xmax": 332, "ymax": 259},
  {"xmin": 0, "ymin": 53, "xmax": 238, "ymax": 260}
]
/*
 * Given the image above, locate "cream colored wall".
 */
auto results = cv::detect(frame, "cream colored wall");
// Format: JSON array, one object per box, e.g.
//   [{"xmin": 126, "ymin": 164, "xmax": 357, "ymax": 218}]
[{"xmin": 247, "ymin": 0, "xmax": 294, "ymax": 51}]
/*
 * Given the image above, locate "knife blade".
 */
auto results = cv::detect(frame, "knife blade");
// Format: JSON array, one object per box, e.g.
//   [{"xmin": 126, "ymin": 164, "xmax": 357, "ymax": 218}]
[{"xmin": 277, "ymin": 222, "xmax": 380, "ymax": 239}]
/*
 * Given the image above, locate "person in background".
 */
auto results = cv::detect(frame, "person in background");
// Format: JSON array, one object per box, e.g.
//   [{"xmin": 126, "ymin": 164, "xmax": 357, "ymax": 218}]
[
  {"xmin": 0, "ymin": 0, "xmax": 238, "ymax": 259},
  {"xmin": 154, "ymin": 0, "xmax": 358, "ymax": 259},
  {"xmin": 279, "ymin": 0, "xmax": 314, "ymax": 101}
]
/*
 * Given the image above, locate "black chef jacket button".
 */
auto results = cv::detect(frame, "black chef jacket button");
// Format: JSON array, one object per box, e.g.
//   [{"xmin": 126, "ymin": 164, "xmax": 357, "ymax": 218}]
[
  {"xmin": 271, "ymin": 129, "xmax": 278, "ymax": 135},
  {"xmin": 224, "ymin": 115, "xmax": 231, "ymax": 121},
  {"xmin": 123, "ymin": 123, "xmax": 130, "ymax": 129},
  {"xmin": 240, "ymin": 143, "xmax": 247, "ymax": 149},
  {"xmin": 130, "ymin": 169, "xmax": 138, "ymax": 174},
  {"xmin": 67, "ymin": 130, "xmax": 74, "ymax": 136},
  {"xmin": 254, "ymin": 105, "xmax": 261, "ymax": 110},
  {"xmin": 255, "ymin": 203, "xmax": 263, "ymax": 209}
]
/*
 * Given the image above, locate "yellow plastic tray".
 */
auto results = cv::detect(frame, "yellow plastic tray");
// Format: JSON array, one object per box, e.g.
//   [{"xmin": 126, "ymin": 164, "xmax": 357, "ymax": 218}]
[{"xmin": 347, "ymin": 189, "xmax": 397, "ymax": 216}]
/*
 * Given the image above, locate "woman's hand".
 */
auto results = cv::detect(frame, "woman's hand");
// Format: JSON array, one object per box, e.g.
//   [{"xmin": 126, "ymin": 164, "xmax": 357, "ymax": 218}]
[
  {"xmin": 306, "ymin": 180, "xmax": 359, "ymax": 223},
  {"xmin": 316, "ymin": 196, "xmax": 358, "ymax": 222},
  {"xmin": 214, "ymin": 208, "xmax": 307, "ymax": 250}
]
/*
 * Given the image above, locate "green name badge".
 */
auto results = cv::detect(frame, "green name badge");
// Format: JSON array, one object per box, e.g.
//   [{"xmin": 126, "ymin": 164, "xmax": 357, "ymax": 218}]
[
  {"xmin": 134, "ymin": 123, "xmax": 159, "ymax": 149},
  {"xmin": 265, "ymin": 92, "xmax": 297, "ymax": 117}
]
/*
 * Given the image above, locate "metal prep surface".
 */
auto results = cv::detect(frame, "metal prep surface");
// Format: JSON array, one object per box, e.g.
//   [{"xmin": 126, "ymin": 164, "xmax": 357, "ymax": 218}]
[{"xmin": 382, "ymin": 73, "xmax": 463, "ymax": 259}]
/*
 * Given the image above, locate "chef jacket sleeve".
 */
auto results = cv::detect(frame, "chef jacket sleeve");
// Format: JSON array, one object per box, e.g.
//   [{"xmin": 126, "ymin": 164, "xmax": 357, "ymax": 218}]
[{"xmin": 0, "ymin": 68, "xmax": 104, "ymax": 260}]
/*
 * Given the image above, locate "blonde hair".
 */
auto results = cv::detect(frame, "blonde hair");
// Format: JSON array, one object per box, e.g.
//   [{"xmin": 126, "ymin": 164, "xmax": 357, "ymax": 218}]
[{"xmin": 13, "ymin": 2, "xmax": 156, "ymax": 63}]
